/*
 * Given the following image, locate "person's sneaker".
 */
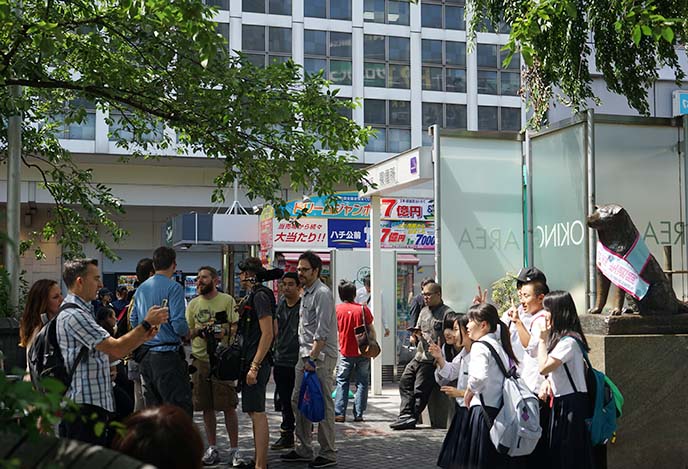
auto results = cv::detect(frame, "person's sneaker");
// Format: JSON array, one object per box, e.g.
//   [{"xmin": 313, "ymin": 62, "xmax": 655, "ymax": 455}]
[
  {"xmin": 202, "ymin": 446, "xmax": 219, "ymax": 466},
  {"xmin": 334, "ymin": 415, "xmax": 345, "ymax": 423},
  {"xmin": 280, "ymin": 450, "xmax": 311, "ymax": 462},
  {"xmin": 232, "ymin": 455, "xmax": 255, "ymax": 468},
  {"xmin": 308, "ymin": 456, "xmax": 337, "ymax": 468},
  {"xmin": 270, "ymin": 433, "xmax": 295, "ymax": 450},
  {"xmin": 353, "ymin": 416, "xmax": 364, "ymax": 422}
]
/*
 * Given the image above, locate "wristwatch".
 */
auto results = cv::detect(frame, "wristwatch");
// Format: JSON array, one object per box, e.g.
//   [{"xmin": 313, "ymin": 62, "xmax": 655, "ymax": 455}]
[{"xmin": 141, "ymin": 320, "xmax": 152, "ymax": 331}]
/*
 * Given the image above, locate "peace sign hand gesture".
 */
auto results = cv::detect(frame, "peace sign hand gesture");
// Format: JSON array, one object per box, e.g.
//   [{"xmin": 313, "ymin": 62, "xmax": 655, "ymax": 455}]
[{"xmin": 472, "ymin": 285, "xmax": 487, "ymax": 305}]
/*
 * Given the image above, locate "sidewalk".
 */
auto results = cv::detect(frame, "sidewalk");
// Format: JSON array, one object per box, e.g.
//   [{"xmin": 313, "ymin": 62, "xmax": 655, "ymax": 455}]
[{"xmin": 195, "ymin": 383, "xmax": 447, "ymax": 468}]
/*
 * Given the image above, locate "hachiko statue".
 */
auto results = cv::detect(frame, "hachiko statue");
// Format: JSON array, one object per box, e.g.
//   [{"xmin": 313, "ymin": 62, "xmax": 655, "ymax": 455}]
[{"xmin": 587, "ymin": 204, "xmax": 688, "ymax": 316}]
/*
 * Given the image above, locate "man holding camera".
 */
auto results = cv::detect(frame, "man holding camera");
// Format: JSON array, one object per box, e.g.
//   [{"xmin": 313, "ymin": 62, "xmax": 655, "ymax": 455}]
[{"xmin": 186, "ymin": 266, "xmax": 239, "ymax": 466}]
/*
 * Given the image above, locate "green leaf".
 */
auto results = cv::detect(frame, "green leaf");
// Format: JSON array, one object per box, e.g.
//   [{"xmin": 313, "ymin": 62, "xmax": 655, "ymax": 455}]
[
  {"xmin": 661, "ymin": 27, "xmax": 674, "ymax": 42},
  {"xmin": 94, "ymin": 421, "xmax": 105, "ymax": 437},
  {"xmin": 632, "ymin": 25, "xmax": 642, "ymax": 45}
]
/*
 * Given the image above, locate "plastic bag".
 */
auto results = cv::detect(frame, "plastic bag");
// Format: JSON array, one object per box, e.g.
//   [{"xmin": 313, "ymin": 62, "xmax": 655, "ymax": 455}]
[{"xmin": 298, "ymin": 371, "xmax": 325, "ymax": 422}]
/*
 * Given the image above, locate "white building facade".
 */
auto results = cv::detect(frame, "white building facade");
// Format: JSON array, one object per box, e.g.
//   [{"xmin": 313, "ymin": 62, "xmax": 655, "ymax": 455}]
[{"xmin": 2, "ymin": 0, "xmax": 525, "ymax": 288}]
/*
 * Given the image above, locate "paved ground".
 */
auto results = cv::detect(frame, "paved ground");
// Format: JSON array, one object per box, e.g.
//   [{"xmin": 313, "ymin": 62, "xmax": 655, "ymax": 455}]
[{"xmin": 194, "ymin": 383, "xmax": 447, "ymax": 468}]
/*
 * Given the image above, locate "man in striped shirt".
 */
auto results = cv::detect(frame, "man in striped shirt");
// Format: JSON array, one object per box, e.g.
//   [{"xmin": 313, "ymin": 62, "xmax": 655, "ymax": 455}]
[{"xmin": 57, "ymin": 258, "xmax": 169, "ymax": 446}]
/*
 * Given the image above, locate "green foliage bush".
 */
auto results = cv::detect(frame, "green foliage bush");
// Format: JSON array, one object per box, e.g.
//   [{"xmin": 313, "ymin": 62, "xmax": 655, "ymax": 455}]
[{"xmin": 491, "ymin": 273, "xmax": 519, "ymax": 313}]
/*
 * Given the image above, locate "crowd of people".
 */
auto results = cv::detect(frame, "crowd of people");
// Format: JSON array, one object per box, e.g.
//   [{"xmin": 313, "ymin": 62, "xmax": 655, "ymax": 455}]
[
  {"xmin": 19, "ymin": 248, "xmax": 345, "ymax": 469},
  {"xmin": 390, "ymin": 267, "xmax": 597, "ymax": 469},
  {"xmin": 18, "ymin": 247, "xmax": 599, "ymax": 469}
]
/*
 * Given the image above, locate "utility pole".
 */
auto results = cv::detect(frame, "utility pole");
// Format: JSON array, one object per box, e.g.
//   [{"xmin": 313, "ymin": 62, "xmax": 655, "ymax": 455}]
[{"xmin": 5, "ymin": 83, "xmax": 22, "ymax": 312}]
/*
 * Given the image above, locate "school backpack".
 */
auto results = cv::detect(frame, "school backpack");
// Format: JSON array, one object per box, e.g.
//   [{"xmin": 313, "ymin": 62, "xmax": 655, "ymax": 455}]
[
  {"xmin": 563, "ymin": 337, "xmax": 624, "ymax": 446},
  {"xmin": 28, "ymin": 303, "xmax": 88, "ymax": 393},
  {"xmin": 476, "ymin": 340, "xmax": 542, "ymax": 457}
]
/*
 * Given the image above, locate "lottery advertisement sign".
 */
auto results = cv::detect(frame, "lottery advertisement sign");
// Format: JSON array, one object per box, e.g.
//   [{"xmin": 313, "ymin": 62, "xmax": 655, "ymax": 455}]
[
  {"xmin": 273, "ymin": 218, "xmax": 328, "ymax": 250},
  {"xmin": 282, "ymin": 192, "xmax": 433, "ymax": 221},
  {"xmin": 381, "ymin": 221, "xmax": 435, "ymax": 250}
]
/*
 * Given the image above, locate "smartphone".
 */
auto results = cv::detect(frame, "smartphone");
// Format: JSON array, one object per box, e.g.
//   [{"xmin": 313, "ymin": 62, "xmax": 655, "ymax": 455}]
[{"xmin": 161, "ymin": 299, "xmax": 169, "ymax": 308}]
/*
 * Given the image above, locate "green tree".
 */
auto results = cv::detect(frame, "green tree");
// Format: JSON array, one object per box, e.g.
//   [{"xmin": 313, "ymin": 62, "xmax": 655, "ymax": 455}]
[
  {"xmin": 452, "ymin": 0, "xmax": 686, "ymax": 125},
  {"xmin": 0, "ymin": 0, "xmax": 371, "ymax": 261}
]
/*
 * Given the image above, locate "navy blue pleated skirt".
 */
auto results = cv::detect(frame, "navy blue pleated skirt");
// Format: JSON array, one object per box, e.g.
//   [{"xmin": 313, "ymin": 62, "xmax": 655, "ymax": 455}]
[
  {"xmin": 465, "ymin": 405, "xmax": 508, "ymax": 469},
  {"xmin": 547, "ymin": 392, "xmax": 594, "ymax": 469},
  {"xmin": 437, "ymin": 403, "xmax": 470, "ymax": 468}
]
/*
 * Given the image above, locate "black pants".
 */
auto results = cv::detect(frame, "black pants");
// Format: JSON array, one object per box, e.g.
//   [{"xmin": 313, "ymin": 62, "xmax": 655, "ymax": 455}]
[
  {"xmin": 140, "ymin": 350, "xmax": 193, "ymax": 416},
  {"xmin": 273, "ymin": 365, "xmax": 296, "ymax": 433},
  {"xmin": 59, "ymin": 403, "xmax": 113, "ymax": 447},
  {"xmin": 398, "ymin": 358, "xmax": 437, "ymax": 419}
]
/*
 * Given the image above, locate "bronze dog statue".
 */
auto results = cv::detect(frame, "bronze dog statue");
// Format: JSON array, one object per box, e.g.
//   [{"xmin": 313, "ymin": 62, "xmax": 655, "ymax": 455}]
[{"xmin": 587, "ymin": 203, "xmax": 688, "ymax": 316}]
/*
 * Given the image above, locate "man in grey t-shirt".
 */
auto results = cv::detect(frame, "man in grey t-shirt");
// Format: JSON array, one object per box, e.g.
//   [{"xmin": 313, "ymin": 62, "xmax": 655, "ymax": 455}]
[
  {"xmin": 281, "ymin": 251, "xmax": 338, "ymax": 469},
  {"xmin": 390, "ymin": 282, "xmax": 453, "ymax": 430}
]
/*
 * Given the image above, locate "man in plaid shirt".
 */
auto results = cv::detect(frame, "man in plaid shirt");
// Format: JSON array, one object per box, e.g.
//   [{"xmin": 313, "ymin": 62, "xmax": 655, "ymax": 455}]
[{"xmin": 56, "ymin": 258, "xmax": 168, "ymax": 445}]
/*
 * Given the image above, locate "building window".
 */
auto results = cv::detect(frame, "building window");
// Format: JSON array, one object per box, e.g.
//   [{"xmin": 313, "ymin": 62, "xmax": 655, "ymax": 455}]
[
  {"xmin": 109, "ymin": 109, "xmax": 164, "ymax": 142},
  {"xmin": 421, "ymin": 102, "xmax": 466, "ymax": 144},
  {"xmin": 364, "ymin": 35, "xmax": 410, "ymax": 89},
  {"xmin": 242, "ymin": 25, "xmax": 292, "ymax": 67},
  {"xmin": 204, "ymin": 0, "xmax": 230, "ymax": 10},
  {"xmin": 54, "ymin": 98, "xmax": 96, "ymax": 140},
  {"xmin": 216, "ymin": 23, "xmax": 230, "ymax": 51},
  {"xmin": 304, "ymin": 30, "xmax": 352, "ymax": 86},
  {"xmin": 363, "ymin": 0, "xmax": 410, "ymax": 25},
  {"xmin": 421, "ymin": 0, "xmax": 465, "ymax": 30},
  {"xmin": 304, "ymin": 0, "xmax": 351, "ymax": 19},
  {"xmin": 477, "ymin": 45, "xmax": 520, "ymax": 96},
  {"xmin": 421, "ymin": 39, "xmax": 466, "ymax": 92},
  {"xmin": 478, "ymin": 106, "xmax": 521, "ymax": 131},
  {"xmin": 477, "ymin": 12, "xmax": 511, "ymax": 33},
  {"xmin": 243, "ymin": 0, "xmax": 292, "ymax": 15},
  {"xmin": 364, "ymin": 99, "xmax": 411, "ymax": 153}
]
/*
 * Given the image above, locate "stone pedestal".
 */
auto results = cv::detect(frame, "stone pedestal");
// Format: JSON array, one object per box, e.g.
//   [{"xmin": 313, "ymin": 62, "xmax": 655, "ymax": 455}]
[{"xmin": 581, "ymin": 315, "xmax": 688, "ymax": 469}]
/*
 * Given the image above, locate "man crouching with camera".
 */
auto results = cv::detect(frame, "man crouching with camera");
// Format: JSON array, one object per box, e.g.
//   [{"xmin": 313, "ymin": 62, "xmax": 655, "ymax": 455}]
[{"xmin": 186, "ymin": 266, "xmax": 240, "ymax": 466}]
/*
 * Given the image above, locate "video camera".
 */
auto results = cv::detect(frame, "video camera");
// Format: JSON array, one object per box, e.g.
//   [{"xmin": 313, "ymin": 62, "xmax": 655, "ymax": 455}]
[{"xmin": 254, "ymin": 268, "xmax": 284, "ymax": 283}]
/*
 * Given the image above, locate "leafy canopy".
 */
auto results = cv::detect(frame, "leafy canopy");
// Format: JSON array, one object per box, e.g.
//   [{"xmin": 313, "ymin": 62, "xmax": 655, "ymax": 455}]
[
  {"xmin": 0, "ymin": 0, "xmax": 371, "ymax": 260},
  {"xmin": 424, "ymin": 0, "xmax": 687, "ymax": 125}
]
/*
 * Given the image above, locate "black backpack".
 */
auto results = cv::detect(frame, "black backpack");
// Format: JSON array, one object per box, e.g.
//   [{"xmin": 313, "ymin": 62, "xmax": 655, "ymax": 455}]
[{"xmin": 28, "ymin": 303, "xmax": 88, "ymax": 393}]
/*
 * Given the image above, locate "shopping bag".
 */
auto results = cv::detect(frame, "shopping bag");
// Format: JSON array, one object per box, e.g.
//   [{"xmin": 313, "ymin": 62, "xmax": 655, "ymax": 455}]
[{"xmin": 298, "ymin": 371, "xmax": 325, "ymax": 422}]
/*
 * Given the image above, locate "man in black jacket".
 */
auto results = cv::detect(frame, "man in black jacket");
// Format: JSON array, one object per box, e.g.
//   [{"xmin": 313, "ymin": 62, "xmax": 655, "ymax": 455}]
[
  {"xmin": 391, "ymin": 281, "xmax": 453, "ymax": 430},
  {"xmin": 235, "ymin": 257, "xmax": 276, "ymax": 469}
]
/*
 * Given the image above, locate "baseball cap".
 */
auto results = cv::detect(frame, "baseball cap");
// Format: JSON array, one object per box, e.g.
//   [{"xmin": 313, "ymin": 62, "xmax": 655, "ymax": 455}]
[
  {"xmin": 98, "ymin": 287, "xmax": 112, "ymax": 298},
  {"xmin": 512, "ymin": 267, "xmax": 547, "ymax": 284}
]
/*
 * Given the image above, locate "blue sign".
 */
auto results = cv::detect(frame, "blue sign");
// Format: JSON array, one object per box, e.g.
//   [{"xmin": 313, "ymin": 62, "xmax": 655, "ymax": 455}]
[
  {"xmin": 675, "ymin": 90, "xmax": 688, "ymax": 115},
  {"xmin": 327, "ymin": 219, "xmax": 368, "ymax": 248}
]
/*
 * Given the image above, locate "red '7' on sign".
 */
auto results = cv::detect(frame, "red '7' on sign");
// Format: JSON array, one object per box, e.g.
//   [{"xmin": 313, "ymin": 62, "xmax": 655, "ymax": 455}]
[{"xmin": 381, "ymin": 199, "xmax": 396, "ymax": 217}]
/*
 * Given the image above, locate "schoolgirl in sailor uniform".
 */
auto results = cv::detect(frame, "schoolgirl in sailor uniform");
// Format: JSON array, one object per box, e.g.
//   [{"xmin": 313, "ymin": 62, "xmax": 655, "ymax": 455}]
[
  {"xmin": 538, "ymin": 291, "xmax": 594, "ymax": 469},
  {"xmin": 433, "ymin": 315, "xmax": 472, "ymax": 469},
  {"xmin": 463, "ymin": 303, "xmax": 519, "ymax": 469}
]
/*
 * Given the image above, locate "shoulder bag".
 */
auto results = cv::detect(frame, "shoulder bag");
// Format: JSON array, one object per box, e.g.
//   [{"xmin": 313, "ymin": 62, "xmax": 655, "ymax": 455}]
[{"xmin": 354, "ymin": 305, "xmax": 381, "ymax": 359}]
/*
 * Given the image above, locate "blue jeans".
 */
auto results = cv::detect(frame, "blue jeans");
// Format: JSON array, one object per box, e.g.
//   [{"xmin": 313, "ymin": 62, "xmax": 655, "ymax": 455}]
[{"xmin": 334, "ymin": 355, "xmax": 370, "ymax": 419}]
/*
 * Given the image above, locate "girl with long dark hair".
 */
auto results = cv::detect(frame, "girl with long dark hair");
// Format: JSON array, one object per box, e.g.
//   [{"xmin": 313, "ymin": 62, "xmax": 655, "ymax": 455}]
[
  {"xmin": 19, "ymin": 279, "xmax": 63, "ymax": 350},
  {"xmin": 432, "ymin": 314, "xmax": 472, "ymax": 469},
  {"xmin": 538, "ymin": 290, "xmax": 594, "ymax": 469},
  {"xmin": 463, "ymin": 303, "xmax": 519, "ymax": 469}
]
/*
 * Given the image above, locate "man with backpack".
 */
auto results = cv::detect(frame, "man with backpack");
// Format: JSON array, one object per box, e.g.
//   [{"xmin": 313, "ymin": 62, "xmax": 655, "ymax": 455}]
[
  {"xmin": 235, "ymin": 257, "xmax": 277, "ymax": 469},
  {"xmin": 54, "ymin": 258, "xmax": 169, "ymax": 446},
  {"xmin": 185, "ymin": 266, "xmax": 240, "ymax": 466}
]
